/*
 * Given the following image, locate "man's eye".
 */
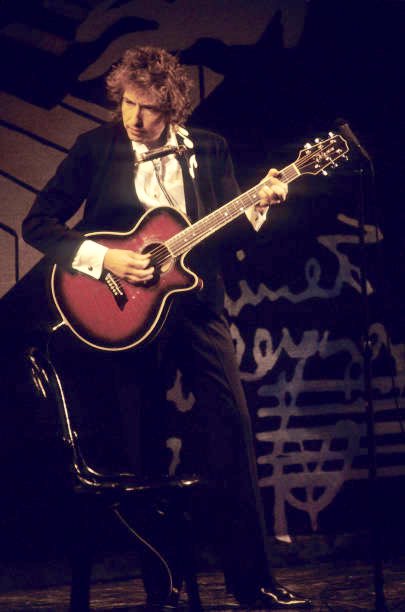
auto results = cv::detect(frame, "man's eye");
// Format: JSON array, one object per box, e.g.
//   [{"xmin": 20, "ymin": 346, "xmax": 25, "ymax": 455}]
[{"xmin": 122, "ymin": 99, "xmax": 159, "ymax": 113}]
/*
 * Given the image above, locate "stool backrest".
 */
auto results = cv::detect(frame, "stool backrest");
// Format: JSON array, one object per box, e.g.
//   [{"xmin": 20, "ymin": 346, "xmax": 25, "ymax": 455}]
[{"xmin": 26, "ymin": 347, "xmax": 121, "ymax": 488}]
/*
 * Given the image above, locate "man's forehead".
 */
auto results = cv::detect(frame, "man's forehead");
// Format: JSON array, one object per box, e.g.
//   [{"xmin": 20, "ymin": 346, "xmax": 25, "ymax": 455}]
[{"xmin": 123, "ymin": 85, "xmax": 160, "ymax": 106}]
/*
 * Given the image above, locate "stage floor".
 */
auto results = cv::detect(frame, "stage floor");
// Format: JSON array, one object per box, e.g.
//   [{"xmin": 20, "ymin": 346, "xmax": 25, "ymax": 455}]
[{"xmin": 0, "ymin": 558, "xmax": 405, "ymax": 611}]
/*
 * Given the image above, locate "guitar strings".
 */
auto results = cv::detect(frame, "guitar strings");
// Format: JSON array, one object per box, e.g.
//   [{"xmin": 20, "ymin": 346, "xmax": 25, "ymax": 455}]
[
  {"xmin": 146, "ymin": 152, "xmax": 317, "ymax": 264},
  {"xmin": 143, "ymin": 139, "xmax": 345, "ymax": 268}
]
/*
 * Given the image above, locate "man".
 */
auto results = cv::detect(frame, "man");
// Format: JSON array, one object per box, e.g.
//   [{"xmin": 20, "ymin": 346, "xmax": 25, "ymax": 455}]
[{"xmin": 23, "ymin": 46, "xmax": 311, "ymax": 609}]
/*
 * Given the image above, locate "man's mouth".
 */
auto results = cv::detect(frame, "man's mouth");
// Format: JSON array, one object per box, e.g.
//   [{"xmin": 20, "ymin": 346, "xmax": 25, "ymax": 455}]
[
  {"xmin": 128, "ymin": 128, "xmax": 147, "ymax": 142},
  {"xmin": 128, "ymin": 126, "xmax": 144, "ymax": 135}
]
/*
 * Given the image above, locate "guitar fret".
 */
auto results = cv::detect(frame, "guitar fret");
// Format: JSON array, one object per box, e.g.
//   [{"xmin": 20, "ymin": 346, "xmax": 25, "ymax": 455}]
[
  {"xmin": 170, "ymin": 190, "xmax": 258, "ymax": 255},
  {"xmin": 280, "ymin": 163, "xmax": 300, "ymax": 183},
  {"xmin": 168, "ymin": 188, "xmax": 263, "ymax": 256}
]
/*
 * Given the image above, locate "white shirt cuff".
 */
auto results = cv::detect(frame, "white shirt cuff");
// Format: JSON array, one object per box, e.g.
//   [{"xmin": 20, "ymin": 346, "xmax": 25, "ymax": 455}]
[
  {"xmin": 245, "ymin": 205, "xmax": 269, "ymax": 231},
  {"xmin": 72, "ymin": 239, "xmax": 109, "ymax": 279}
]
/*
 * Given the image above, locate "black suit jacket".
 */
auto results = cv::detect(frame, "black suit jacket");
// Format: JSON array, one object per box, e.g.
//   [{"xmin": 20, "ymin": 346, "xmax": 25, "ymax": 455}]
[{"xmin": 23, "ymin": 122, "xmax": 258, "ymax": 313}]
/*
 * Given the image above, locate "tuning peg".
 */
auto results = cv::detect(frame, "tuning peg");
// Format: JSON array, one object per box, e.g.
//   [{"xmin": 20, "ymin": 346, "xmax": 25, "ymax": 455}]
[
  {"xmin": 314, "ymin": 137, "xmax": 320, "ymax": 143},
  {"xmin": 322, "ymin": 170, "xmax": 328, "ymax": 176},
  {"xmin": 304, "ymin": 142, "xmax": 311, "ymax": 149},
  {"xmin": 328, "ymin": 131, "xmax": 335, "ymax": 137}
]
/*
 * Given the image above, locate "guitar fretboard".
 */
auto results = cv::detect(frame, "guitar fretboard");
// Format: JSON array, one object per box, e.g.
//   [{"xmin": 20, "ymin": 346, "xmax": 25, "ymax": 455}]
[{"xmin": 166, "ymin": 162, "xmax": 301, "ymax": 257}]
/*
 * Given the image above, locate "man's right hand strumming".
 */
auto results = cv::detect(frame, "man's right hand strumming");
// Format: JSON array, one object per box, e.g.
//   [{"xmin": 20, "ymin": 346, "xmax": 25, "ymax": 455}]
[{"xmin": 103, "ymin": 249, "xmax": 154, "ymax": 283}]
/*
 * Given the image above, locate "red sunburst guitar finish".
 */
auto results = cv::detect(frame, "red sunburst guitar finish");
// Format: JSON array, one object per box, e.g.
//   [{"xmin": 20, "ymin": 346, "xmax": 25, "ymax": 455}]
[
  {"xmin": 51, "ymin": 134, "xmax": 349, "ymax": 351},
  {"xmin": 52, "ymin": 207, "xmax": 199, "ymax": 350}
]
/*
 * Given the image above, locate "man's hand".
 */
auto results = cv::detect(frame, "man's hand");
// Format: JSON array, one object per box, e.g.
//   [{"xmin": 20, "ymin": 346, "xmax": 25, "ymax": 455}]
[
  {"xmin": 256, "ymin": 168, "xmax": 288, "ymax": 211},
  {"xmin": 103, "ymin": 249, "xmax": 154, "ymax": 283}
]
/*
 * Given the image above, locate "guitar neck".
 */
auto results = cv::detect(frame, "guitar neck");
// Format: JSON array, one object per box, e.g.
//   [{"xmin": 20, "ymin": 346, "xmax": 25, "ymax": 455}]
[{"xmin": 166, "ymin": 162, "xmax": 301, "ymax": 257}]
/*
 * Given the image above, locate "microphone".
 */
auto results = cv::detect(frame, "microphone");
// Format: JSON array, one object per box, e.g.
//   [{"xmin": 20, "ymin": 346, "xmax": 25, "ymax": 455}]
[
  {"xmin": 134, "ymin": 144, "xmax": 187, "ymax": 166},
  {"xmin": 334, "ymin": 118, "xmax": 371, "ymax": 161}
]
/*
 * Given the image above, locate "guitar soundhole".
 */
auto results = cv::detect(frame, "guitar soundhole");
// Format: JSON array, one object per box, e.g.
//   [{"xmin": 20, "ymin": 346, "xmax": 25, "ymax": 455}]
[{"xmin": 142, "ymin": 242, "xmax": 173, "ymax": 282}]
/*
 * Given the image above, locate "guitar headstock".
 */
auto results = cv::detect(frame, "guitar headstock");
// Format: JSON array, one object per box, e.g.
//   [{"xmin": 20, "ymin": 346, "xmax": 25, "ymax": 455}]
[{"xmin": 295, "ymin": 133, "xmax": 349, "ymax": 176}]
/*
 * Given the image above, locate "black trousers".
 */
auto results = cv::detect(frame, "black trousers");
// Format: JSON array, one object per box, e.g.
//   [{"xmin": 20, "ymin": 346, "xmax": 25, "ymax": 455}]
[{"xmin": 53, "ymin": 298, "xmax": 273, "ymax": 600}]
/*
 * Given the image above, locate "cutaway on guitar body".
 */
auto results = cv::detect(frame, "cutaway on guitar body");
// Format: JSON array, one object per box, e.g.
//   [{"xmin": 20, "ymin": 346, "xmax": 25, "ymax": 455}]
[{"xmin": 51, "ymin": 206, "xmax": 200, "ymax": 351}]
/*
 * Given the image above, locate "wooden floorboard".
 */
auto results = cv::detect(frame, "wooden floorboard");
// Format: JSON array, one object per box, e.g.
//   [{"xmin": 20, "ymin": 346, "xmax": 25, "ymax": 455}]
[{"xmin": 1, "ymin": 559, "xmax": 405, "ymax": 611}]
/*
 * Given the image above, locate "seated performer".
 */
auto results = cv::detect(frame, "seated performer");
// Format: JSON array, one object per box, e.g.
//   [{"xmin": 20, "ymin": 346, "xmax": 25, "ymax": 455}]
[{"xmin": 22, "ymin": 46, "xmax": 311, "ymax": 609}]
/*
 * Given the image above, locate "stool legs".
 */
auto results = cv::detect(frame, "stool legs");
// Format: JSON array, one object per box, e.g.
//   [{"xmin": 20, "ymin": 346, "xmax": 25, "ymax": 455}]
[
  {"xmin": 70, "ymin": 552, "xmax": 92, "ymax": 612},
  {"xmin": 68, "ymin": 495, "xmax": 95, "ymax": 611},
  {"xmin": 67, "ymin": 489, "xmax": 202, "ymax": 610}
]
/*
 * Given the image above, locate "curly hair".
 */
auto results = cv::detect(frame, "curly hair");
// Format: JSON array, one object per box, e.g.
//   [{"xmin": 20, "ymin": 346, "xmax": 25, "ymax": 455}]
[{"xmin": 106, "ymin": 46, "xmax": 194, "ymax": 125}]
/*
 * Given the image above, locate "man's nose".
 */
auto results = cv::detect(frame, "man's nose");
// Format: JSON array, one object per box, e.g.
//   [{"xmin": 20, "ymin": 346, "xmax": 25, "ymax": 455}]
[{"xmin": 131, "ymin": 105, "xmax": 143, "ymax": 126}]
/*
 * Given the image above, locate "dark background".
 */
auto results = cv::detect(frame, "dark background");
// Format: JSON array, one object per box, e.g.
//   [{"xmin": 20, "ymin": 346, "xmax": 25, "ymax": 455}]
[{"xmin": 1, "ymin": 0, "xmax": 405, "ymax": 582}]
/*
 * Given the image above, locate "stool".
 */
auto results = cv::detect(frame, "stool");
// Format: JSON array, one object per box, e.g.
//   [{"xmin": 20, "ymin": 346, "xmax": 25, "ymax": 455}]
[{"xmin": 27, "ymin": 346, "xmax": 203, "ymax": 611}]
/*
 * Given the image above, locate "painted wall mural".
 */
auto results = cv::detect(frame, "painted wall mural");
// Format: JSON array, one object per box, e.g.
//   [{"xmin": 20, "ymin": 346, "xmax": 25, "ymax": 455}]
[{"xmin": 1, "ymin": 0, "xmax": 404, "ymax": 546}]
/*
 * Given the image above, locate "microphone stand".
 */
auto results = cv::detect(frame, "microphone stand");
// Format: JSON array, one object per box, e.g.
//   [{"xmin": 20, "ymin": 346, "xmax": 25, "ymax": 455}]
[{"xmin": 350, "ymin": 144, "xmax": 388, "ymax": 612}]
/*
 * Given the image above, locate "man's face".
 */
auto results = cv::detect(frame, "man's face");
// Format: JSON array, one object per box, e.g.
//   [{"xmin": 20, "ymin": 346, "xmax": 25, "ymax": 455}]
[{"xmin": 121, "ymin": 84, "xmax": 168, "ymax": 147}]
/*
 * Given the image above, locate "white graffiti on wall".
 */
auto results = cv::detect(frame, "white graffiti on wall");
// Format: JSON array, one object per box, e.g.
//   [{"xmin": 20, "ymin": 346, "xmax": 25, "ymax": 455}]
[
  {"xmin": 167, "ymin": 214, "xmax": 404, "ymax": 536},
  {"xmin": 225, "ymin": 213, "xmax": 383, "ymax": 316},
  {"xmin": 233, "ymin": 320, "xmax": 405, "ymax": 536},
  {"xmin": 225, "ymin": 215, "xmax": 402, "ymax": 536}
]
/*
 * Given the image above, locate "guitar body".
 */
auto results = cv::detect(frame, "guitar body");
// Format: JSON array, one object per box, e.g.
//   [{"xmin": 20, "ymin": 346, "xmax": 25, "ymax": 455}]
[{"xmin": 51, "ymin": 206, "xmax": 200, "ymax": 351}]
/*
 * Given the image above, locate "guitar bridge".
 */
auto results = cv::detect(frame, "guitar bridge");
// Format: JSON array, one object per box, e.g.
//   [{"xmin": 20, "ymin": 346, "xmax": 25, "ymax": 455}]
[{"xmin": 103, "ymin": 272, "xmax": 128, "ymax": 311}]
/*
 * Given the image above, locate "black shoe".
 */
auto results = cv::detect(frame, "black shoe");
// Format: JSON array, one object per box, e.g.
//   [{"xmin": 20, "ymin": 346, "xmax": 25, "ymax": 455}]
[{"xmin": 243, "ymin": 584, "xmax": 312, "ymax": 609}]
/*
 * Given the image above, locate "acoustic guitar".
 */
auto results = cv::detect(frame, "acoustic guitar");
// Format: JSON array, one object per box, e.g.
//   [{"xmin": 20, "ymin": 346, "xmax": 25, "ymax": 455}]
[{"xmin": 51, "ymin": 134, "xmax": 348, "ymax": 351}]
